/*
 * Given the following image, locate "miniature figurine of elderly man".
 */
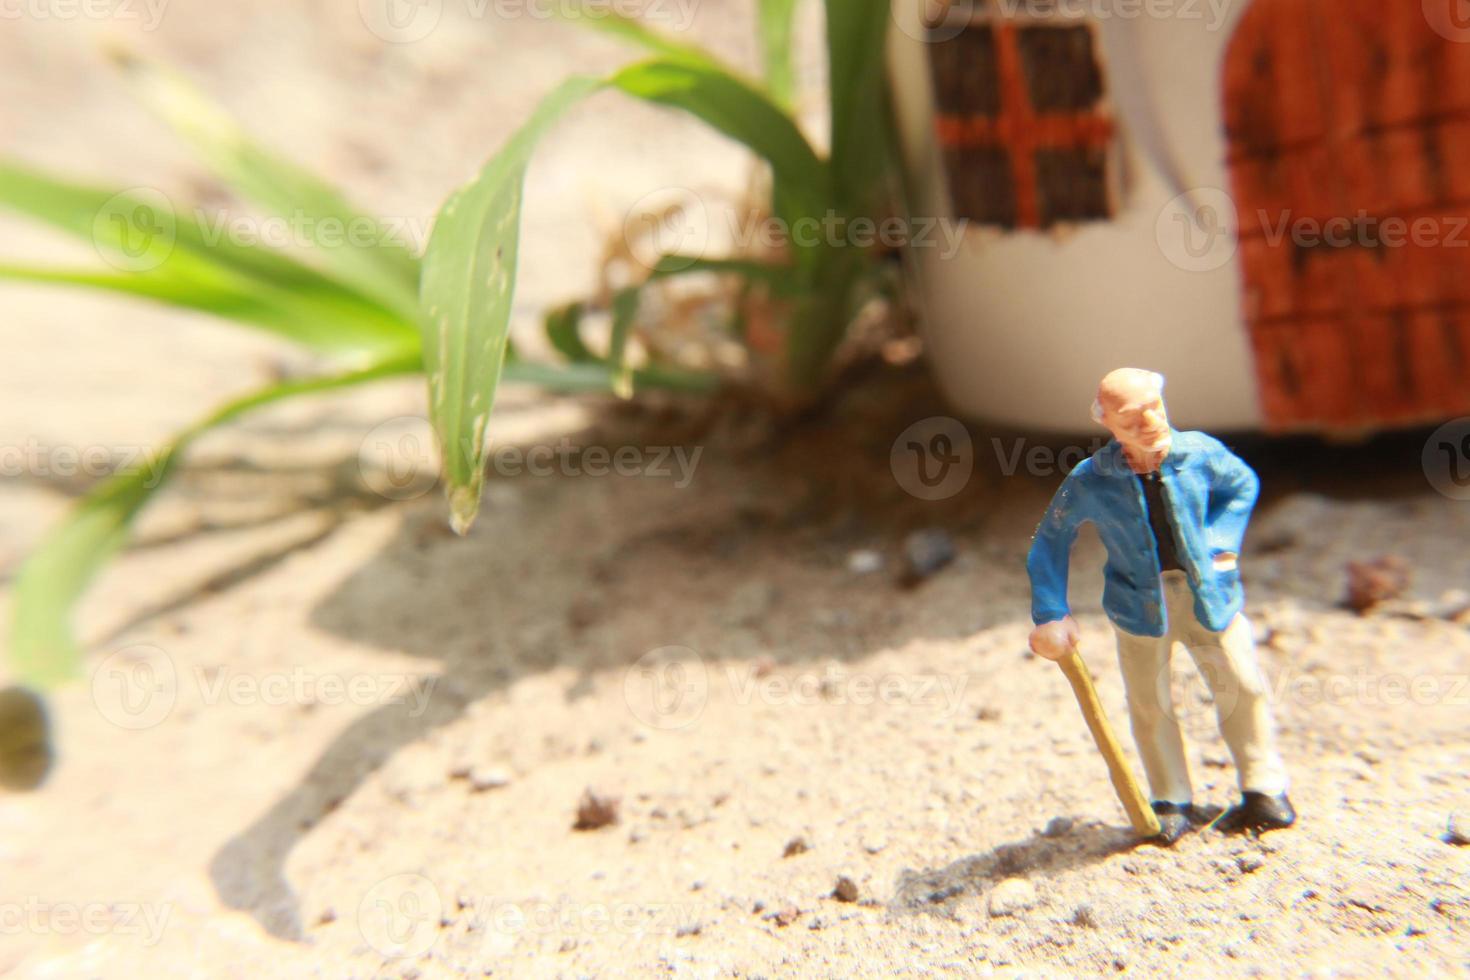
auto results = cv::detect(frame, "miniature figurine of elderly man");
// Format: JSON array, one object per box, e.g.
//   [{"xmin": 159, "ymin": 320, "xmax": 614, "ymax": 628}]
[{"xmin": 1027, "ymin": 368, "xmax": 1294, "ymax": 844}]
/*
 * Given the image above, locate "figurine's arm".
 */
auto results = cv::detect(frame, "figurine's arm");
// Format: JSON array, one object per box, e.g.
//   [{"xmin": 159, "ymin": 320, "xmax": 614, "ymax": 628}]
[
  {"xmin": 1027, "ymin": 470, "xmax": 1088, "ymax": 628},
  {"xmin": 1204, "ymin": 443, "xmax": 1260, "ymax": 560}
]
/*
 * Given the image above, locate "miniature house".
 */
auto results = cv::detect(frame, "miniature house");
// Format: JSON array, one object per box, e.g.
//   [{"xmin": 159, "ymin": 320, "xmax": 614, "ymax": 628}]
[{"xmin": 890, "ymin": 0, "xmax": 1470, "ymax": 433}]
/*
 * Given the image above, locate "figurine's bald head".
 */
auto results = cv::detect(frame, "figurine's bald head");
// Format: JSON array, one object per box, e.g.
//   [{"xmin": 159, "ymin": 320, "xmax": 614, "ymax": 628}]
[{"xmin": 1093, "ymin": 368, "xmax": 1171, "ymax": 456}]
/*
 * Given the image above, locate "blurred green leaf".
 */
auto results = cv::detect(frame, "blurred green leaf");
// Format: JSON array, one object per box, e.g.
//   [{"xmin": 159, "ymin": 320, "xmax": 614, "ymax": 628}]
[
  {"xmin": 110, "ymin": 50, "xmax": 423, "ymax": 322},
  {"xmin": 784, "ymin": 243, "xmax": 866, "ymax": 385},
  {"xmin": 0, "ymin": 163, "xmax": 418, "ymax": 356},
  {"xmin": 544, "ymin": 301, "xmax": 593, "ymax": 363},
  {"xmin": 758, "ymin": 0, "xmax": 801, "ymax": 108},
  {"xmin": 607, "ymin": 287, "xmax": 640, "ymax": 399},
  {"xmin": 560, "ymin": 4, "xmax": 728, "ymax": 70},
  {"xmin": 0, "ymin": 263, "xmax": 416, "ymax": 357},
  {"xmin": 649, "ymin": 254, "xmax": 798, "ymax": 292},
  {"xmin": 0, "ymin": 161, "xmax": 338, "ymax": 289},
  {"xmin": 10, "ymin": 353, "xmax": 421, "ymax": 688},
  {"xmin": 823, "ymin": 0, "xmax": 893, "ymax": 212},
  {"xmin": 769, "ymin": 0, "xmax": 894, "ymax": 386},
  {"xmin": 610, "ymin": 59, "xmax": 828, "ymax": 210}
]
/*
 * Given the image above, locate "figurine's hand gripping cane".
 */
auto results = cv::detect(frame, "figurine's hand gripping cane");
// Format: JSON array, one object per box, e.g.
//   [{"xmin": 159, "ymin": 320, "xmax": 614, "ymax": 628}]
[{"xmin": 1056, "ymin": 646, "xmax": 1160, "ymax": 838}]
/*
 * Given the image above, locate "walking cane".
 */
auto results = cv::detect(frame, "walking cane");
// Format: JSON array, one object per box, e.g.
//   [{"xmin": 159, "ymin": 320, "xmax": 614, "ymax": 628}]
[{"xmin": 1056, "ymin": 646, "xmax": 1160, "ymax": 838}]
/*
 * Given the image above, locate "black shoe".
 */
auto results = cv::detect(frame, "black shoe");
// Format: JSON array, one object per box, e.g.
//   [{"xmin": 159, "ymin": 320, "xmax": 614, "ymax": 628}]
[
  {"xmin": 1215, "ymin": 791, "xmax": 1296, "ymax": 835},
  {"xmin": 1150, "ymin": 801, "xmax": 1193, "ymax": 846}
]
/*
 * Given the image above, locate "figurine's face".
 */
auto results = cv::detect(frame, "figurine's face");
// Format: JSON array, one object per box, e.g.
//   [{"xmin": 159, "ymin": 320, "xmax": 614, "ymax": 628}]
[{"xmin": 1100, "ymin": 387, "xmax": 1171, "ymax": 454}]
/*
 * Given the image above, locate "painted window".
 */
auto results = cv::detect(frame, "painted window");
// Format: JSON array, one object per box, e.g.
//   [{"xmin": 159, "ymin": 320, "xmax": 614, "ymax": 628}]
[{"xmin": 928, "ymin": 11, "xmax": 1115, "ymax": 230}]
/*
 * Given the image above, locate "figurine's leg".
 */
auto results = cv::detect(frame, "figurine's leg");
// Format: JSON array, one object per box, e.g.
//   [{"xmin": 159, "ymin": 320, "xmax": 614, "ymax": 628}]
[
  {"xmin": 1180, "ymin": 613, "xmax": 1289, "ymax": 796},
  {"xmin": 1114, "ymin": 627, "xmax": 1192, "ymax": 804}
]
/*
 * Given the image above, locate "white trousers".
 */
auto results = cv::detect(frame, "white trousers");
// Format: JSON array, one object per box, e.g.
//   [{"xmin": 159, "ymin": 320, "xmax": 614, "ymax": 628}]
[{"xmin": 1114, "ymin": 571, "xmax": 1289, "ymax": 804}]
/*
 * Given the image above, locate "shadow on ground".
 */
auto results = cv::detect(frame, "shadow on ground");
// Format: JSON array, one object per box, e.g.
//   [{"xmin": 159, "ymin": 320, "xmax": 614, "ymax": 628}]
[
  {"xmin": 188, "ymin": 370, "xmax": 1448, "ymax": 938},
  {"xmin": 891, "ymin": 820, "xmax": 1140, "ymax": 913}
]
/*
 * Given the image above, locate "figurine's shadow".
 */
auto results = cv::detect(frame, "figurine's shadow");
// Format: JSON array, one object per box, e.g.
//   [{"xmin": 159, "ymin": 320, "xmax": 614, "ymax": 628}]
[{"xmin": 892, "ymin": 820, "xmax": 1142, "ymax": 913}]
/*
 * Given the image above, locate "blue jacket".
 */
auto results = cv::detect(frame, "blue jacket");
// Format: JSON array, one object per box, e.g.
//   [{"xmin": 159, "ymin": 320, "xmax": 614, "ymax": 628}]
[{"xmin": 1027, "ymin": 430, "xmax": 1260, "ymax": 637}]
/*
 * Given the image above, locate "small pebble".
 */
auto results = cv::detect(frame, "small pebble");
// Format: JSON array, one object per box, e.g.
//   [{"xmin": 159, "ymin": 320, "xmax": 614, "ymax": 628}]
[
  {"xmin": 783, "ymin": 836, "xmax": 810, "ymax": 858},
  {"xmin": 1042, "ymin": 816, "xmax": 1073, "ymax": 838},
  {"xmin": 1237, "ymin": 853, "xmax": 1265, "ymax": 874},
  {"xmin": 899, "ymin": 529, "xmax": 956, "ymax": 586},
  {"xmin": 766, "ymin": 906, "xmax": 801, "ymax": 927},
  {"xmin": 1446, "ymin": 812, "xmax": 1468, "ymax": 846},
  {"xmin": 833, "ymin": 876, "xmax": 860, "ymax": 903},
  {"xmin": 847, "ymin": 549, "xmax": 883, "ymax": 575},
  {"xmin": 1345, "ymin": 556, "xmax": 1411, "ymax": 613},
  {"xmin": 987, "ymin": 877, "xmax": 1038, "ymax": 917},
  {"xmin": 469, "ymin": 768, "xmax": 512, "ymax": 792},
  {"xmin": 926, "ymin": 883, "xmax": 963, "ymax": 904},
  {"xmin": 573, "ymin": 788, "xmax": 620, "ymax": 830}
]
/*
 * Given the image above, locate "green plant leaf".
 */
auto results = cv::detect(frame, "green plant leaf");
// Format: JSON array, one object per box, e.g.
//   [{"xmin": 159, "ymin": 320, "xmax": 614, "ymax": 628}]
[
  {"xmin": 613, "ymin": 57, "xmax": 831, "ymax": 282},
  {"xmin": 823, "ymin": 0, "xmax": 893, "ymax": 211},
  {"xmin": 9, "ymin": 353, "xmax": 421, "ymax": 688},
  {"xmin": 544, "ymin": 301, "xmax": 593, "ymax": 363},
  {"xmin": 607, "ymin": 287, "xmax": 640, "ymax": 399},
  {"xmin": 0, "ymin": 163, "xmax": 418, "ymax": 356},
  {"xmin": 0, "ymin": 160, "xmax": 332, "ymax": 289},
  {"xmin": 0, "ymin": 263, "xmax": 416, "ymax": 358},
  {"xmin": 610, "ymin": 59, "xmax": 828, "ymax": 209},
  {"xmin": 784, "ymin": 242, "xmax": 867, "ymax": 385},
  {"xmin": 559, "ymin": 4, "xmax": 728, "ymax": 70},
  {"xmin": 424, "ymin": 60, "xmax": 823, "ymax": 533},
  {"xmin": 649, "ymin": 254, "xmax": 798, "ymax": 292},
  {"xmin": 109, "ymin": 50, "xmax": 423, "ymax": 323},
  {"xmin": 758, "ymin": 0, "xmax": 801, "ymax": 108},
  {"xmin": 421, "ymin": 75, "xmax": 605, "ymax": 534}
]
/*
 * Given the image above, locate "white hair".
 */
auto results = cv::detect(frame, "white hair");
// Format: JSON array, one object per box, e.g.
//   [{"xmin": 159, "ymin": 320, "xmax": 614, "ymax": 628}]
[{"xmin": 1092, "ymin": 370, "xmax": 1165, "ymax": 424}]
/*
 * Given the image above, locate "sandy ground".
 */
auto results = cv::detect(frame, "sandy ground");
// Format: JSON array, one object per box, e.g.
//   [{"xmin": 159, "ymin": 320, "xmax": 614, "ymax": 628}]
[{"xmin": 1, "ymin": 3, "xmax": 1468, "ymax": 978}]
